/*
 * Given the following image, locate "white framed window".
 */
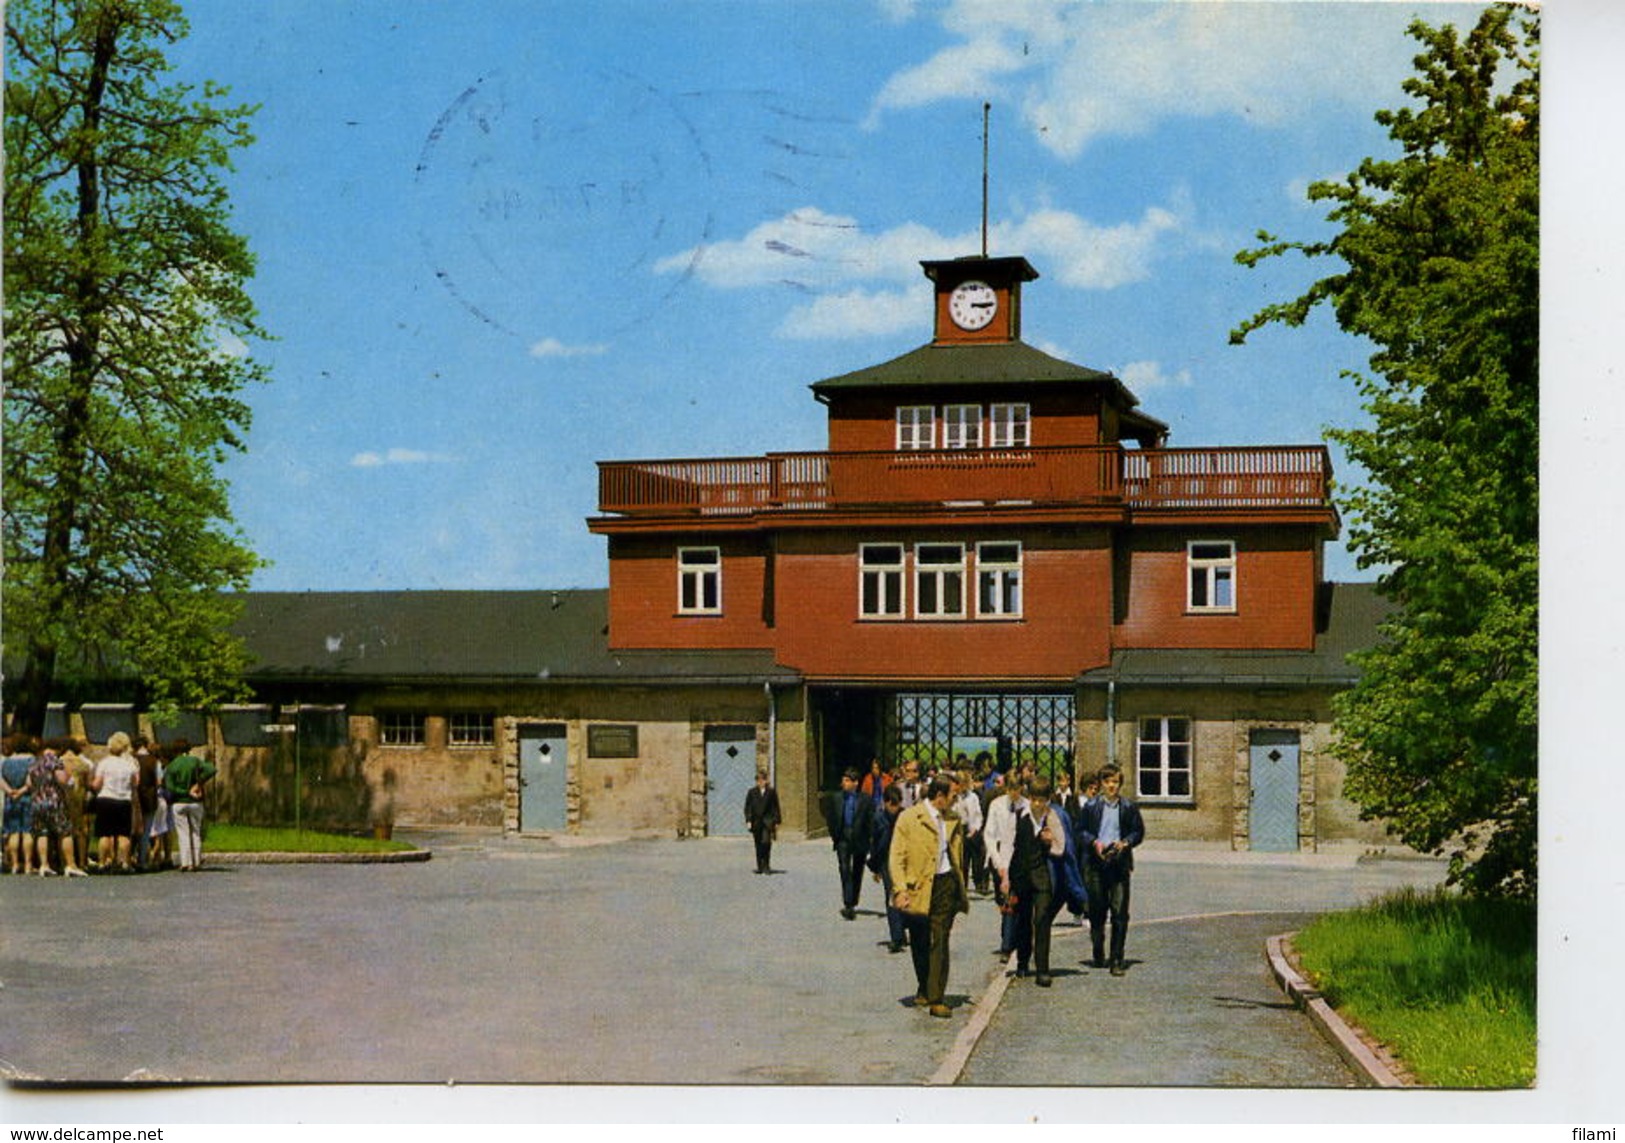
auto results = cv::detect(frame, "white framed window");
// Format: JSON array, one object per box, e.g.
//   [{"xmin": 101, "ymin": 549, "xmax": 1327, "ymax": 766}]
[
  {"xmin": 990, "ymin": 403, "xmax": 1030, "ymax": 448},
  {"xmin": 859, "ymin": 543, "xmax": 906, "ymax": 619},
  {"xmin": 914, "ymin": 543, "xmax": 966, "ymax": 618},
  {"xmin": 942, "ymin": 404, "xmax": 983, "ymax": 449},
  {"xmin": 1187, "ymin": 540, "xmax": 1236, "ymax": 612},
  {"xmin": 896, "ymin": 406, "xmax": 935, "ymax": 450},
  {"xmin": 449, "ymin": 712, "xmax": 494, "ymax": 747},
  {"xmin": 1137, "ymin": 717, "xmax": 1193, "ymax": 801},
  {"xmin": 976, "ymin": 541, "xmax": 1023, "ymax": 618},
  {"xmin": 379, "ymin": 712, "xmax": 426, "ymax": 747},
  {"xmin": 678, "ymin": 546, "xmax": 722, "ymax": 614}
]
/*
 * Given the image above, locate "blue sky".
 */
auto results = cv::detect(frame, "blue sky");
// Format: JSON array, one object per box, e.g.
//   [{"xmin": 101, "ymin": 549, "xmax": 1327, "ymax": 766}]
[{"xmin": 168, "ymin": 0, "xmax": 1494, "ymax": 591}]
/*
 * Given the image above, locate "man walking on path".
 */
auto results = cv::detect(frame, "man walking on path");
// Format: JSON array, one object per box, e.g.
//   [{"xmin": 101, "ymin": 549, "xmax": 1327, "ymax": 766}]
[
  {"xmin": 1076, "ymin": 763, "xmax": 1144, "ymax": 975},
  {"xmin": 888, "ymin": 775, "xmax": 969, "ymax": 1018},
  {"xmin": 743, "ymin": 769, "xmax": 781, "ymax": 874},
  {"xmin": 983, "ymin": 775, "xmax": 1024, "ymax": 958},
  {"xmin": 820, "ymin": 768, "xmax": 874, "ymax": 920},
  {"xmin": 1009, "ymin": 776, "xmax": 1068, "ymax": 986},
  {"xmin": 867, "ymin": 784, "xmax": 908, "ymax": 953}
]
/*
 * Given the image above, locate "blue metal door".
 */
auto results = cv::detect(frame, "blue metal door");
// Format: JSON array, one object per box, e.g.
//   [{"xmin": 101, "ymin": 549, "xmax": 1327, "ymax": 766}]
[
  {"xmin": 1249, "ymin": 729, "xmax": 1300, "ymax": 852},
  {"xmin": 519, "ymin": 723, "xmax": 569, "ymax": 833},
  {"xmin": 705, "ymin": 725, "xmax": 758, "ymax": 837}
]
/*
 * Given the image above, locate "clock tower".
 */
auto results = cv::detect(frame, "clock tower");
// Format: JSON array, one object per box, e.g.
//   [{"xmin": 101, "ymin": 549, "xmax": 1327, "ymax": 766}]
[{"xmin": 923, "ymin": 254, "xmax": 1039, "ymax": 345}]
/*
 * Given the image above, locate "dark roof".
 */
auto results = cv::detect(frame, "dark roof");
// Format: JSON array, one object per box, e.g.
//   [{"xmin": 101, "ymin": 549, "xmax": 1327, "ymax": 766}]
[
  {"xmin": 231, "ymin": 590, "xmax": 799, "ymax": 685},
  {"xmin": 1077, "ymin": 582, "xmax": 1394, "ymax": 687},
  {"xmin": 809, "ymin": 340, "xmax": 1169, "ymax": 446},
  {"xmin": 812, "ymin": 340, "xmax": 1133, "ymax": 400}
]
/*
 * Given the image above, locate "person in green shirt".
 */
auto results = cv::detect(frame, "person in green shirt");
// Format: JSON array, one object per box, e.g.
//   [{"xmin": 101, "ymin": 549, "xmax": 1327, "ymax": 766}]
[{"xmin": 163, "ymin": 742, "xmax": 217, "ymax": 872}]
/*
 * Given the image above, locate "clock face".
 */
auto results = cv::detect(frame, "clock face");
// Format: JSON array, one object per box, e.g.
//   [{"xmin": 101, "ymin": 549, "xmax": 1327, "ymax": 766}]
[{"xmin": 948, "ymin": 280, "xmax": 998, "ymax": 331}]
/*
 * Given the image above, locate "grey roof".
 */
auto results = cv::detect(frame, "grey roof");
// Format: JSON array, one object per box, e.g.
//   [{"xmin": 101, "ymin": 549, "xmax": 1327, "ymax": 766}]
[
  {"xmin": 812, "ymin": 341, "xmax": 1140, "ymax": 401},
  {"xmin": 809, "ymin": 340, "xmax": 1169, "ymax": 446},
  {"xmin": 231, "ymin": 590, "xmax": 799, "ymax": 685},
  {"xmin": 1077, "ymin": 582, "xmax": 1393, "ymax": 687}
]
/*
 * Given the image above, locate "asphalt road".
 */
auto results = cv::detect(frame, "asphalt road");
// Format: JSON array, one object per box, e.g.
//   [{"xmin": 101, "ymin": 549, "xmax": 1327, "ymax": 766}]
[{"xmin": 0, "ymin": 831, "xmax": 1446, "ymax": 1087}]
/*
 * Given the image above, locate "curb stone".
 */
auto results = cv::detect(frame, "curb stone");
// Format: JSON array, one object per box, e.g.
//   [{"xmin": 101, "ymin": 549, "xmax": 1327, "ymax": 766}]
[
  {"xmin": 204, "ymin": 849, "xmax": 432, "ymax": 865},
  {"xmin": 1266, "ymin": 932, "xmax": 1410, "ymax": 1089}
]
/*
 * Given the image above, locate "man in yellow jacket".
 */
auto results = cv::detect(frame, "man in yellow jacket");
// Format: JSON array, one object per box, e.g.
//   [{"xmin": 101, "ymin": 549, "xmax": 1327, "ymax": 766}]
[{"xmin": 888, "ymin": 774, "xmax": 969, "ymax": 1018}]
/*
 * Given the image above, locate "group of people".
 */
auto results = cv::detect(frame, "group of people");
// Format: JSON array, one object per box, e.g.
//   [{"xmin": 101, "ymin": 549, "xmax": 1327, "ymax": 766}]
[
  {"xmin": 807, "ymin": 754, "xmax": 1144, "ymax": 1018},
  {"xmin": 1, "ymin": 730, "xmax": 217, "ymax": 877}
]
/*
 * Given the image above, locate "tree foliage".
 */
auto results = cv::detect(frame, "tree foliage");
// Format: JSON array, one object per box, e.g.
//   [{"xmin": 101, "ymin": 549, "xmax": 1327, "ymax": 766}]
[
  {"xmin": 4, "ymin": 0, "xmax": 267, "ymax": 730},
  {"xmin": 1233, "ymin": 7, "xmax": 1538, "ymax": 897}
]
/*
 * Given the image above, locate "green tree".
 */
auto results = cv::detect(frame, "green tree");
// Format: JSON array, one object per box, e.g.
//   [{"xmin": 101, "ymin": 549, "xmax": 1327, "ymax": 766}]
[
  {"xmin": 4, "ymin": 0, "xmax": 267, "ymax": 733},
  {"xmin": 1232, "ymin": 7, "xmax": 1537, "ymax": 897}
]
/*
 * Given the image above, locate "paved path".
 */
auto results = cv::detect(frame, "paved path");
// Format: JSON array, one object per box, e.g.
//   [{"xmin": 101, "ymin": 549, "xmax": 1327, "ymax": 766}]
[{"xmin": 0, "ymin": 832, "xmax": 1444, "ymax": 1087}]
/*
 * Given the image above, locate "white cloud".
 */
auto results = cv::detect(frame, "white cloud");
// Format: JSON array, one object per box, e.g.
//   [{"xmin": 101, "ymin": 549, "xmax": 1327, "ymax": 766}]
[
  {"xmin": 350, "ymin": 448, "xmax": 454, "ymax": 468},
  {"xmin": 1116, "ymin": 360, "xmax": 1193, "ymax": 392},
  {"xmin": 529, "ymin": 337, "xmax": 609, "ymax": 358},
  {"xmin": 865, "ymin": 37, "xmax": 1026, "ymax": 126},
  {"xmin": 657, "ymin": 197, "xmax": 1186, "ymax": 339},
  {"xmin": 779, "ymin": 287, "xmax": 929, "ymax": 340},
  {"xmin": 869, "ymin": 2, "xmax": 1416, "ymax": 159}
]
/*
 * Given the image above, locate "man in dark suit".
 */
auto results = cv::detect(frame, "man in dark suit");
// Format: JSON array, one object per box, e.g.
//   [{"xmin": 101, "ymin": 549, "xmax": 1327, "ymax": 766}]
[
  {"xmin": 743, "ymin": 768, "xmax": 781, "ymax": 874},
  {"xmin": 1010, "ymin": 776, "xmax": 1069, "ymax": 987},
  {"xmin": 1075, "ymin": 764, "xmax": 1146, "ymax": 976},
  {"xmin": 820, "ymin": 768, "xmax": 874, "ymax": 920},
  {"xmin": 867, "ymin": 784, "xmax": 908, "ymax": 952}
]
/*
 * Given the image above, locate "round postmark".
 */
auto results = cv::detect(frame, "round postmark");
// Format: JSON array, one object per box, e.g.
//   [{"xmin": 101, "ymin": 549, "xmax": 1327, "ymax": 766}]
[{"xmin": 411, "ymin": 67, "xmax": 714, "ymax": 345}]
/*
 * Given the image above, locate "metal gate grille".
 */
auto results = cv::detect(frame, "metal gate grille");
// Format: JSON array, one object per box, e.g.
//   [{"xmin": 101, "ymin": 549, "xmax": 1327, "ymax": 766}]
[{"xmin": 881, "ymin": 692, "xmax": 1075, "ymax": 779}]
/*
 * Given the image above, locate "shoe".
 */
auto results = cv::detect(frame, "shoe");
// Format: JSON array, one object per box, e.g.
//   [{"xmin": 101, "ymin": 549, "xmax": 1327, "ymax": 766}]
[
  {"xmin": 1035, "ymin": 974, "xmax": 1053, "ymax": 988},
  {"xmin": 887, "ymin": 941, "xmax": 904, "ymax": 954},
  {"xmin": 1110, "ymin": 961, "xmax": 1126, "ymax": 977},
  {"xmin": 841, "ymin": 907, "xmax": 856, "ymax": 920},
  {"xmin": 913, "ymin": 994, "xmax": 930, "ymax": 1008},
  {"xmin": 65, "ymin": 867, "xmax": 88, "ymax": 878},
  {"xmin": 928, "ymin": 1004, "xmax": 952, "ymax": 1019},
  {"xmin": 38, "ymin": 868, "xmax": 58, "ymax": 876},
  {"xmin": 1014, "ymin": 965, "xmax": 1030, "ymax": 978}
]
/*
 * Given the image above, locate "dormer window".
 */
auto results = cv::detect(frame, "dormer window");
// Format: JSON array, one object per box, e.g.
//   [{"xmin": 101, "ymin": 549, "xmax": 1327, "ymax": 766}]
[
  {"xmin": 678, "ymin": 546, "xmax": 722, "ymax": 614},
  {"xmin": 943, "ymin": 405, "xmax": 982, "ymax": 449},
  {"xmin": 990, "ymin": 403, "xmax": 1030, "ymax": 448},
  {"xmin": 896, "ymin": 406, "xmax": 935, "ymax": 450},
  {"xmin": 1188, "ymin": 541, "xmax": 1236, "ymax": 612}
]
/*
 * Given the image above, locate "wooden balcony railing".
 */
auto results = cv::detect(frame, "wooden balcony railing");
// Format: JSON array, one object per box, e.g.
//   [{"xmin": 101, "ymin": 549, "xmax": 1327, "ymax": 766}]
[{"xmin": 597, "ymin": 445, "xmax": 1331, "ymax": 516}]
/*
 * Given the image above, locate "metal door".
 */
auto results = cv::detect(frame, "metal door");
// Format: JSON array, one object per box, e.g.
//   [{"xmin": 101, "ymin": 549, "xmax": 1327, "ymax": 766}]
[
  {"xmin": 1249, "ymin": 729, "xmax": 1301, "ymax": 852},
  {"xmin": 705, "ymin": 725, "xmax": 758, "ymax": 837},
  {"xmin": 519, "ymin": 723, "xmax": 569, "ymax": 833}
]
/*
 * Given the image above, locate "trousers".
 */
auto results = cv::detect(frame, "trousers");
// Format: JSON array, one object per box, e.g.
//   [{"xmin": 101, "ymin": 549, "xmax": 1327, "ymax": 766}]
[{"xmin": 904, "ymin": 872, "xmax": 961, "ymax": 1004}]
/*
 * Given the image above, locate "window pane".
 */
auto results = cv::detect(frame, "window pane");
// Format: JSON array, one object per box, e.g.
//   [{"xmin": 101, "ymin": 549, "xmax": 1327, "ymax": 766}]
[
  {"xmin": 1168, "ymin": 719, "xmax": 1190, "ymax": 743},
  {"xmin": 1169, "ymin": 771, "xmax": 1190, "ymax": 797},
  {"xmin": 919, "ymin": 575, "xmax": 938, "ymax": 613},
  {"xmin": 980, "ymin": 542, "xmax": 1019, "ymax": 564},
  {"xmin": 1214, "ymin": 568, "xmax": 1234, "ymax": 608},
  {"xmin": 1192, "ymin": 542, "xmax": 1232, "ymax": 560},
  {"xmin": 942, "ymin": 571, "xmax": 962, "ymax": 613},
  {"xmin": 702, "ymin": 575, "xmax": 718, "ymax": 610},
  {"xmin": 919, "ymin": 544, "xmax": 961, "ymax": 565},
  {"xmin": 1140, "ymin": 769, "xmax": 1163, "ymax": 797},
  {"xmin": 1190, "ymin": 569, "xmax": 1208, "ymax": 607},
  {"xmin": 1169, "ymin": 744, "xmax": 1190, "ymax": 770}
]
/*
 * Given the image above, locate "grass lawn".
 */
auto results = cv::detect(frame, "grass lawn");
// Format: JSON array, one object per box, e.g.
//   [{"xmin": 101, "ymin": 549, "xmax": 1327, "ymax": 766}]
[
  {"xmin": 1292, "ymin": 886, "xmax": 1536, "ymax": 1088},
  {"xmin": 205, "ymin": 824, "xmax": 418, "ymax": 854}
]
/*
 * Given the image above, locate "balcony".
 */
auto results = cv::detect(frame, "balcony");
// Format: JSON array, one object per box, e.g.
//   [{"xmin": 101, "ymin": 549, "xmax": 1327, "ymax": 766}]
[{"xmin": 597, "ymin": 445, "xmax": 1331, "ymax": 518}]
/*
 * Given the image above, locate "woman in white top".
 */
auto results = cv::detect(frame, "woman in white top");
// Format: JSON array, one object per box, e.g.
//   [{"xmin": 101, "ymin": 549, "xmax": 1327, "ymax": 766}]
[{"xmin": 91, "ymin": 731, "xmax": 140, "ymax": 872}]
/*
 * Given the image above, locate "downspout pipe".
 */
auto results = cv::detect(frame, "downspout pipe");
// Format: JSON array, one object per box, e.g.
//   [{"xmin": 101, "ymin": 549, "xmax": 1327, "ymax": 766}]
[
  {"xmin": 764, "ymin": 681, "xmax": 777, "ymax": 785},
  {"xmin": 1105, "ymin": 677, "xmax": 1117, "ymax": 770}
]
